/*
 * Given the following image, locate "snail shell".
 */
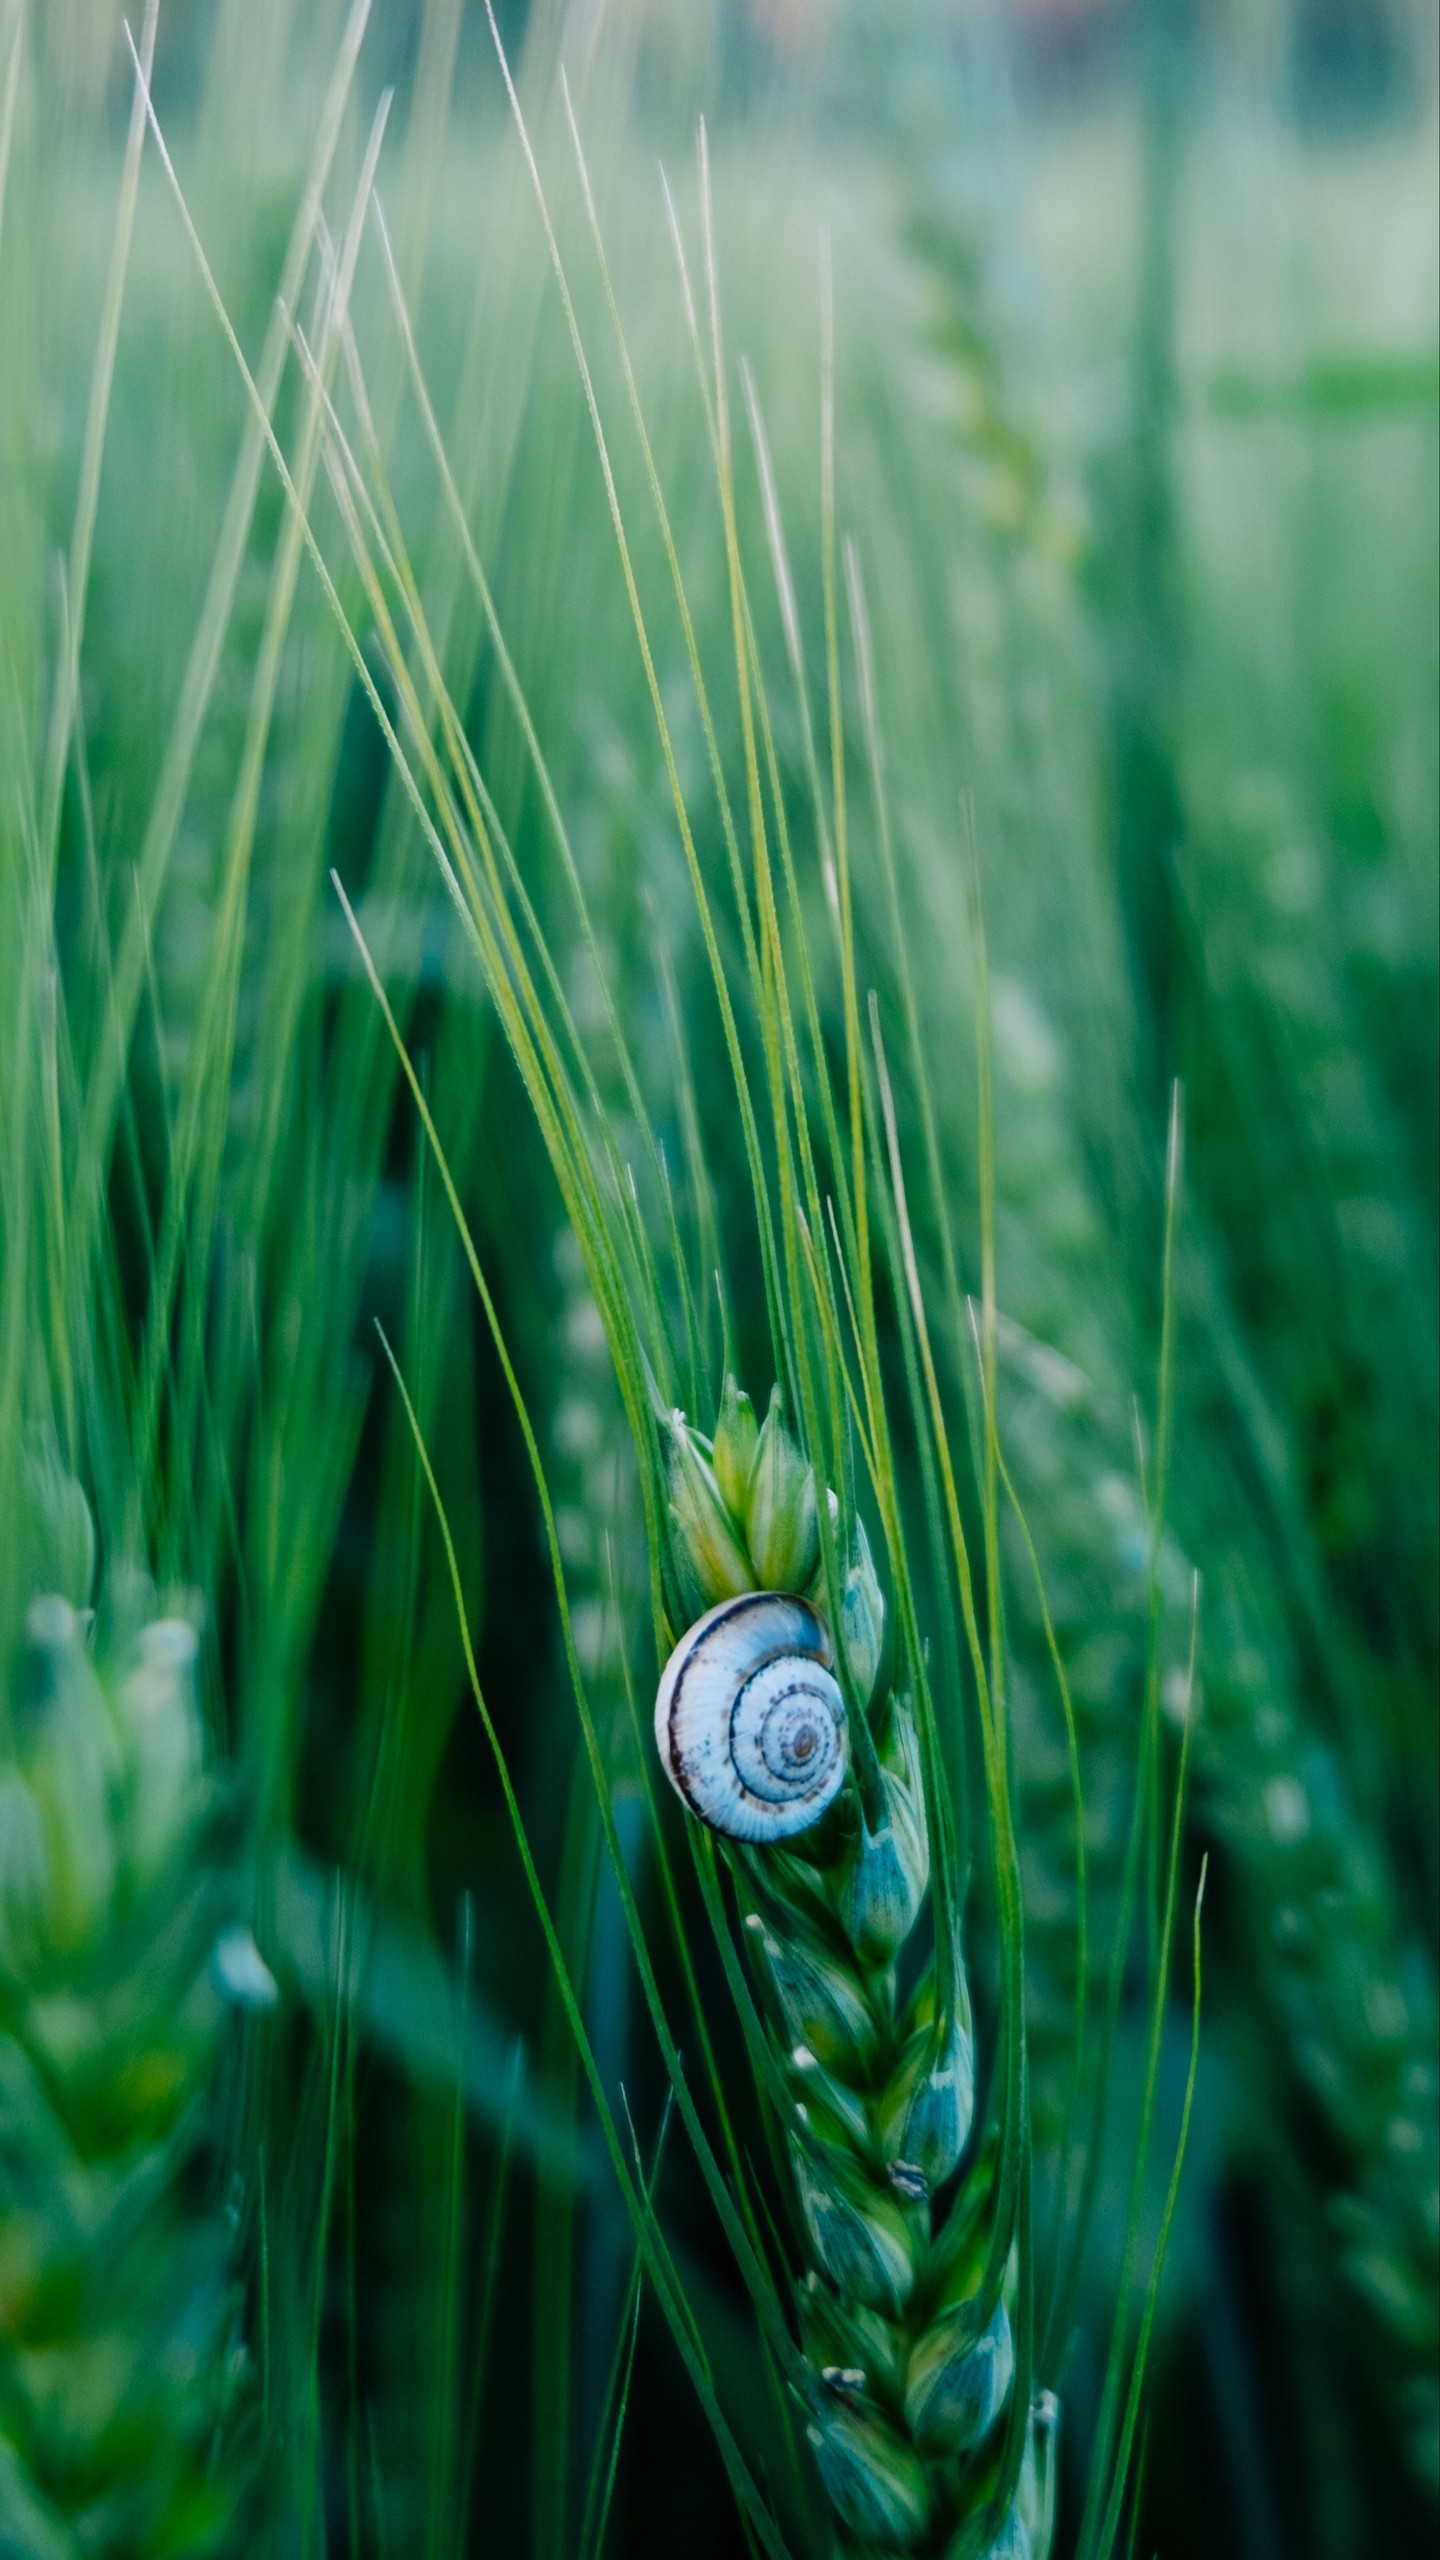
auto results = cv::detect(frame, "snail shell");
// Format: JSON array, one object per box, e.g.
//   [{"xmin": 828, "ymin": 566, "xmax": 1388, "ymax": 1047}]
[{"xmin": 654, "ymin": 1591, "xmax": 847, "ymax": 1843}]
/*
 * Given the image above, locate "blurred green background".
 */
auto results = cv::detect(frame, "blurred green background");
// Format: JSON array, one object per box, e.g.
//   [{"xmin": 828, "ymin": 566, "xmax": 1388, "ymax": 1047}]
[{"xmin": 0, "ymin": 2, "xmax": 1435, "ymax": 2554}]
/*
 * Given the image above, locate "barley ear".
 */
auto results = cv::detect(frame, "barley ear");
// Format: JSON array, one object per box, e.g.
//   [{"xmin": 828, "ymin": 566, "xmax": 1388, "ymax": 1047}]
[
  {"xmin": 0, "ymin": 1574, "xmax": 268, "ymax": 2557},
  {"xmin": 654, "ymin": 1395, "xmax": 1054, "ymax": 2557}
]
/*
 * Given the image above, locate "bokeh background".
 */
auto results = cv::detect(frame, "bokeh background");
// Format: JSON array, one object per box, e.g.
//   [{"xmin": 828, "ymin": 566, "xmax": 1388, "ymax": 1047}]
[{"xmin": 2, "ymin": 2, "xmax": 1435, "ymax": 2555}]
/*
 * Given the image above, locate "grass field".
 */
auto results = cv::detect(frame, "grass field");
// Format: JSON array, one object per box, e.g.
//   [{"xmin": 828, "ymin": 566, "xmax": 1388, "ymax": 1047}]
[{"xmin": 0, "ymin": 4, "xmax": 1435, "ymax": 2555}]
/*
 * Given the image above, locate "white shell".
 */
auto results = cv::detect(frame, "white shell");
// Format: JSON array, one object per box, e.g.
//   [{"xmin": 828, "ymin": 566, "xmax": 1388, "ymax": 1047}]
[{"xmin": 654, "ymin": 1591, "xmax": 847, "ymax": 1843}]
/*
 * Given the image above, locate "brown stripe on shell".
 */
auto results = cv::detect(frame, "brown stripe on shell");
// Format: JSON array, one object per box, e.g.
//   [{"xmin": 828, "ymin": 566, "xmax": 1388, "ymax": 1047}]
[{"xmin": 657, "ymin": 1590, "xmax": 841, "ymax": 1836}]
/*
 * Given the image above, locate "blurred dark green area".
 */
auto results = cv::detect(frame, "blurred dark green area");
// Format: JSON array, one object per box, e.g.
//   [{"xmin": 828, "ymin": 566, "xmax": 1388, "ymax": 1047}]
[{"xmin": 1, "ymin": 2, "xmax": 1435, "ymax": 2556}]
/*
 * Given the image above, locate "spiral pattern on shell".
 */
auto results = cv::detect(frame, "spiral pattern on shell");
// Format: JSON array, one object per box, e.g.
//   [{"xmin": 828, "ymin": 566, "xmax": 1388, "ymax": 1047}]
[{"xmin": 654, "ymin": 1591, "xmax": 848, "ymax": 1843}]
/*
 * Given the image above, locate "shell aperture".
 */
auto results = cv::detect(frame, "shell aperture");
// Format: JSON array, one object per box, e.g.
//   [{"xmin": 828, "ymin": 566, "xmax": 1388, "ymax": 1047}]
[{"xmin": 654, "ymin": 1591, "xmax": 847, "ymax": 1843}]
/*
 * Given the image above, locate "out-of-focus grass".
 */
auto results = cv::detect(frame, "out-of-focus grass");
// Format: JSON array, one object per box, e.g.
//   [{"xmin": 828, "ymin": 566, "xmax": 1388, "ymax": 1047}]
[{"xmin": 0, "ymin": 1, "xmax": 1434, "ymax": 2553}]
